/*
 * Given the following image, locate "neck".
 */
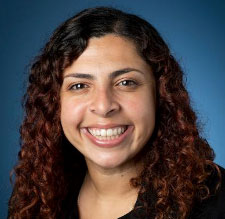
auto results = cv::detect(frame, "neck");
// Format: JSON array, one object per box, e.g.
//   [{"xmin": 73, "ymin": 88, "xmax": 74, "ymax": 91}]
[{"xmin": 82, "ymin": 159, "xmax": 142, "ymax": 200}]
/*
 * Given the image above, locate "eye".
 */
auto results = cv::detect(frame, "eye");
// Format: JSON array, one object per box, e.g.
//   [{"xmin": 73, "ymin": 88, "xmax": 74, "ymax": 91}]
[
  {"xmin": 117, "ymin": 80, "xmax": 137, "ymax": 87},
  {"xmin": 69, "ymin": 83, "xmax": 88, "ymax": 90}
]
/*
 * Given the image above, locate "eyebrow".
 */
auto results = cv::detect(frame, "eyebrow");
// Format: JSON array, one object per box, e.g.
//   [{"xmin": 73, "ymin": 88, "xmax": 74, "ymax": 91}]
[{"xmin": 63, "ymin": 68, "xmax": 144, "ymax": 80}]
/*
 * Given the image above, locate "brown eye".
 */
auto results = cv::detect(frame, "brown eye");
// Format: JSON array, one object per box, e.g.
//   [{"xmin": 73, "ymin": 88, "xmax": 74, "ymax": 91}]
[
  {"xmin": 118, "ymin": 80, "xmax": 137, "ymax": 86},
  {"xmin": 69, "ymin": 83, "xmax": 88, "ymax": 90}
]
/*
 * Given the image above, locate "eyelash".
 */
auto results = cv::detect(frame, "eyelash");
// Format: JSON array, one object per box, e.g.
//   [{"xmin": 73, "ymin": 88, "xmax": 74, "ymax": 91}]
[
  {"xmin": 69, "ymin": 83, "xmax": 88, "ymax": 90},
  {"xmin": 117, "ymin": 80, "xmax": 137, "ymax": 87},
  {"xmin": 68, "ymin": 80, "xmax": 138, "ymax": 91}
]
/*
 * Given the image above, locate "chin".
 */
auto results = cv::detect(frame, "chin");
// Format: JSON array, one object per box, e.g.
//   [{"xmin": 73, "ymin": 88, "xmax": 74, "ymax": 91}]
[
  {"xmin": 87, "ymin": 154, "xmax": 130, "ymax": 169},
  {"xmin": 93, "ymin": 152, "xmax": 137, "ymax": 170}
]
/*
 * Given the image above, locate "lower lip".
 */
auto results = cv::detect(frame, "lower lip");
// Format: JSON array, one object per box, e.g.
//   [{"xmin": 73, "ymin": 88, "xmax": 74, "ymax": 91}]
[{"xmin": 81, "ymin": 126, "xmax": 134, "ymax": 148}]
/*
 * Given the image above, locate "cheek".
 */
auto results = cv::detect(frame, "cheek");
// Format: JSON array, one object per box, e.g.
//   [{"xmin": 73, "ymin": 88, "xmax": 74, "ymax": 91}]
[
  {"xmin": 121, "ymin": 90, "xmax": 156, "ymax": 125},
  {"xmin": 60, "ymin": 98, "xmax": 87, "ymax": 129},
  {"xmin": 129, "ymin": 95, "xmax": 156, "ymax": 147}
]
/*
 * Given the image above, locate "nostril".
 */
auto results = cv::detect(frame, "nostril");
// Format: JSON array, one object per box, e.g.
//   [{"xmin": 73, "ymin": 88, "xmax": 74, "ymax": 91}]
[{"xmin": 89, "ymin": 103, "xmax": 120, "ymax": 117}]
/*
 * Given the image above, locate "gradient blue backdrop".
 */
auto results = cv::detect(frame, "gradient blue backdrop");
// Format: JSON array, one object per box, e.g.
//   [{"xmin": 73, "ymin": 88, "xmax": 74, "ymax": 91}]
[{"xmin": 1, "ymin": 0, "xmax": 225, "ymax": 217}]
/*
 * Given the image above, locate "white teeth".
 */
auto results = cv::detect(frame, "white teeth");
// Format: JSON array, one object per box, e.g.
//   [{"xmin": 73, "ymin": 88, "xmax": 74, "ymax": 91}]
[
  {"xmin": 101, "ymin": 129, "xmax": 107, "ymax": 137},
  {"xmin": 96, "ymin": 129, "xmax": 100, "ymax": 135},
  {"xmin": 106, "ymin": 129, "xmax": 113, "ymax": 136},
  {"xmin": 91, "ymin": 135, "xmax": 120, "ymax": 140},
  {"xmin": 88, "ymin": 126, "xmax": 127, "ymax": 138}
]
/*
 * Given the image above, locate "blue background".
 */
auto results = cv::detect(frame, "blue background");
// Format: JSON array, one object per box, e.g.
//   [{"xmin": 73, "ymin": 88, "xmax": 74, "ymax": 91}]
[{"xmin": 1, "ymin": 0, "xmax": 225, "ymax": 217}]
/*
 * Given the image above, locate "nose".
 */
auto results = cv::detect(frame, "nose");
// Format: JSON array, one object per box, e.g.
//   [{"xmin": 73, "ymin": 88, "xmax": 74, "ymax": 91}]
[{"xmin": 89, "ymin": 88, "xmax": 120, "ymax": 117}]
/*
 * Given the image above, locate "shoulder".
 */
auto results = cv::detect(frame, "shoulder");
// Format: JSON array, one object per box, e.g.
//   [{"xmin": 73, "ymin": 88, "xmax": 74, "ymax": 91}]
[
  {"xmin": 190, "ymin": 165, "xmax": 225, "ymax": 219},
  {"xmin": 208, "ymin": 165, "xmax": 225, "ymax": 215},
  {"xmin": 207, "ymin": 165, "xmax": 225, "ymax": 208}
]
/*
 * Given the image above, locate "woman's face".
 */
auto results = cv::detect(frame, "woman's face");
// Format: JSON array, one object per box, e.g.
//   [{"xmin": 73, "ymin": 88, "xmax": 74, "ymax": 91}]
[{"xmin": 60, "ymin": 34, "xmax": 156, "ymax": 169}]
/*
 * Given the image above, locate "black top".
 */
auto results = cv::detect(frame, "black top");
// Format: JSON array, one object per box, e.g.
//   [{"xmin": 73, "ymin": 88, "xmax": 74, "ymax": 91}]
[{"xmin": 64, "ymin": 165, "xmax": 225, "ymax": 219}]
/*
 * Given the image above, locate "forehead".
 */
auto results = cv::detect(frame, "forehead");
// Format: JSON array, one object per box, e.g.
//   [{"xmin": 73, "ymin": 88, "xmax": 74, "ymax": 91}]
[{"xmin": 63, "ymin": 34, "xmax": 151, "ymax": 76}]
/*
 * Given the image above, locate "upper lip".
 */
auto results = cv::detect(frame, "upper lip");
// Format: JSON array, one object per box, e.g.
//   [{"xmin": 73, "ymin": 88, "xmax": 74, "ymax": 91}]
[{"xmin": 83, "ymin": 124, "xmax": 129, "ymax": 129}]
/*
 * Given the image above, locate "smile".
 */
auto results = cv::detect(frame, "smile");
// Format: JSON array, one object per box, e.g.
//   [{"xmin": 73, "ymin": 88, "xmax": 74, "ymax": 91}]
[
  {"xmin": 88, "ymin": 126, "xmax": 127, "ymax": 140},
  {"xmin": 81, "ymin": 125, "xmax": 134, "ymax": 148}
]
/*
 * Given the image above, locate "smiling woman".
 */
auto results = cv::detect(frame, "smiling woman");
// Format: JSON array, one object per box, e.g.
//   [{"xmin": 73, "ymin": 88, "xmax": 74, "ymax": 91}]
[
  {"xmin": 8, "ymin": 7, "xmax": 225, "ymax": 219},
  {"xmin": 60, "ymin": 35, "xmax": 156, "ymax": 171}
]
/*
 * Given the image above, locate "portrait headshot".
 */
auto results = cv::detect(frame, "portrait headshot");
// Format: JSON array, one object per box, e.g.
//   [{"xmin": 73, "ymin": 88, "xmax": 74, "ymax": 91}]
[{"xmin": 1, "ymin": 0, "xmax": 225, "ymax": 218}]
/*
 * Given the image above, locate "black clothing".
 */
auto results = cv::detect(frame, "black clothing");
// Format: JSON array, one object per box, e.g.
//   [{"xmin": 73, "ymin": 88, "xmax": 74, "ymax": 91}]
[{"xmin": 65, "ymin": 165, "xmax": 225, "ymax": 219}]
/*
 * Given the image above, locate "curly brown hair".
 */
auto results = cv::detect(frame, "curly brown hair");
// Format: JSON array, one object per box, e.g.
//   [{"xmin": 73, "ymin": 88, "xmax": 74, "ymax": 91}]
[{"xmin": 8, "ymin": 7, "xmax": 221, "ymax": 219}]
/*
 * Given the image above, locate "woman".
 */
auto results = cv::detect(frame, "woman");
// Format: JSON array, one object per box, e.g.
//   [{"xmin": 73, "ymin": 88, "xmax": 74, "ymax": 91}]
[{"xmin": 8, "ymin": 7, "xmax": 225, "ymax": 219}]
